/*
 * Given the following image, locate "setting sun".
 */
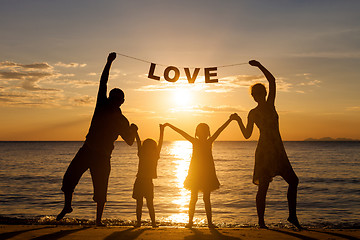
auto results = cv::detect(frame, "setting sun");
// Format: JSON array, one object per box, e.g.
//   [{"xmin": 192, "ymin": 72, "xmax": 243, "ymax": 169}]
[{"xmin": 173, "ymin": 87, "xmax": 192, "ymax": 106}]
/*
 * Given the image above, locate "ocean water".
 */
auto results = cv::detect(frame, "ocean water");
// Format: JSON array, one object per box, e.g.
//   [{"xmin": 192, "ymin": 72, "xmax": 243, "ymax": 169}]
[{"xmin": 0, "ymin": 141, "xmax": 359, "ymax": 228}]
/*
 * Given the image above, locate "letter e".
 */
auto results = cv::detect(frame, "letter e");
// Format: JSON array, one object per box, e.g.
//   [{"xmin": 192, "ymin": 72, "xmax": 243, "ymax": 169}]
[{"xmin": 204, "ymin": 67, "xmax": 218, "ymax": 83}]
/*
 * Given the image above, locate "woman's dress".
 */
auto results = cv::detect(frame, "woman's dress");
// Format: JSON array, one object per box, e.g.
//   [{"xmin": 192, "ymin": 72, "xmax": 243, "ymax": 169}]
[{"xmin": 252, "ymin": 104, "xmax": 293, "ymax": 185}]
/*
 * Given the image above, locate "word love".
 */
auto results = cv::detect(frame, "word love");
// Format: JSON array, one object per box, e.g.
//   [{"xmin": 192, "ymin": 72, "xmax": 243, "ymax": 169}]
[{"xmin": 148, "ymin": 63, "xmax": 218, "ymax": 83}]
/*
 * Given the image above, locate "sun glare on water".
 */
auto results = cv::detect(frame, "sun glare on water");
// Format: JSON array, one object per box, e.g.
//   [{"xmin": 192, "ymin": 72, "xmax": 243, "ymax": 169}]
[{"xmin": 166, "ymin": 141, "xmax": 192, "ymax": 223}]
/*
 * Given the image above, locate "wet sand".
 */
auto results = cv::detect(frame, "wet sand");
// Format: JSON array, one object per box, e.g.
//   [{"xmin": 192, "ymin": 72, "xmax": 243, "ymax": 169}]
[{"xmin": 0, "ymin": 225, "xmax": 359, "ymax": 240}]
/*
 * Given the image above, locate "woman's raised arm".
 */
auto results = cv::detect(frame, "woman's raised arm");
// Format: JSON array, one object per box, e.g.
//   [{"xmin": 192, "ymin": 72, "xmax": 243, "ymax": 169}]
[{"xmin": 249, "ymin": 60, "xmax": 276, "ymax": 106}]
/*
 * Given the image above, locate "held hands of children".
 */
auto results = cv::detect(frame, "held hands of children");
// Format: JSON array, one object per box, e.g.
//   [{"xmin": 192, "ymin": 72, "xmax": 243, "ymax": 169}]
[{"xmin": 230, "ymin": 113, "xmax": 241, "ymax": 122}]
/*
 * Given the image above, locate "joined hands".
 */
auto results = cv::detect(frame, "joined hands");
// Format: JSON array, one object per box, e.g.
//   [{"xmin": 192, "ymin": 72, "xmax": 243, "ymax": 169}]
[
  {"xmin": 131, "ymin": 123, "xmax": 138, "ymax": 131},
  {"xmin": 230, "ymin": 113, "xmax": 241, "ymax": 121}
]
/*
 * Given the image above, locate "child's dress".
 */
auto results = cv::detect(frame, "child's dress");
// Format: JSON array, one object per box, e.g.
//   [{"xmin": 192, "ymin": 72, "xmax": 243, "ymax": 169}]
[
  {"xmin": 184, "ymin": 139, "xmax": 220, "ymax": 192},
  {"xmin": 132, "ymin": 150, "xmax": 159, "ymax": 199}
]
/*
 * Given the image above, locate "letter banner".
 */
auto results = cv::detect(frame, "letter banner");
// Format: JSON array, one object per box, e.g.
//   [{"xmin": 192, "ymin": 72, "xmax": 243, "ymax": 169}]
[{"xmin": 116, "ymin": 52, "xmax": 247, "ymax": 83}]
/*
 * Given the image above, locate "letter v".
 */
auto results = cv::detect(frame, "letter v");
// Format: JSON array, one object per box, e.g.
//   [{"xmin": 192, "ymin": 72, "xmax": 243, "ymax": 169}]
[{"xmin": 184, "ymin": 68, "xmax": 200, "ymax": 84}]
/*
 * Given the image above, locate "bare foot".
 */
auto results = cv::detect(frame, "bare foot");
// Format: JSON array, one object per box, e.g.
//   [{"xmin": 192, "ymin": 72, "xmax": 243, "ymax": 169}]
[
  {"xmin": 258, "ymin": 222, "xmax": 268, "ymax": 229},
  {"xmin": 134, "ymin": 222, "xmax": 141, "ymax": 228},
  {"xmin": 152, "ymin": 223, "xmax": 159, "ymax": 228},
  {"xmin": 56, "ymin": 207, "xmax": 73, "ymax": 221},
  {"xmin": 96, "ymin": 222, "xmax": 106, "ymax": 227},
  {"xmin": 208, "ymin": 223, "xmax": 218, "ymax": 229},
  {"xmin": 287, "ymin": 216, "xmax": 304, "ymax": 230},
  {"xmin": 185, "ymin": 222, "xmax": 193, "ymax": 229}
]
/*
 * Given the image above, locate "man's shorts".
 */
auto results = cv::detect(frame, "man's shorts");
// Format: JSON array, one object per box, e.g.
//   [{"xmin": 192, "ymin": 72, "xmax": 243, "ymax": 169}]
[
  {"xmin": 61, "ymin": 144, "xmax": 111, "ymax": 203},
  {"xmin": 132, "ymin": 177, "xmax": 154, "ymax": 200}
]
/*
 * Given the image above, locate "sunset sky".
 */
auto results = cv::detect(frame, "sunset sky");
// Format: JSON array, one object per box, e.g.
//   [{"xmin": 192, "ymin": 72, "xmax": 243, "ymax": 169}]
[{"xmin": 1, "ymin": 1, "xmax": 359, "ymax": 141}]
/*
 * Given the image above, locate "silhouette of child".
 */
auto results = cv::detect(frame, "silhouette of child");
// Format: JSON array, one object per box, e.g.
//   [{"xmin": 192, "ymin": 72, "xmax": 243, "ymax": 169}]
[
  {"xmin": 132, "ymin": 124, "xmax": 164, "ymax": 228},
  {"xmin": 164, "ymin": 116, "xmax": 234, "ymax": 228}
]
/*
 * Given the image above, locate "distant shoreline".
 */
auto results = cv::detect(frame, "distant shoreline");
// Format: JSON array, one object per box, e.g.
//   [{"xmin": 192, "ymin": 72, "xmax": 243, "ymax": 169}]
[
  {"xmin": 304, "ymin": 137, "xmax": 360, "ymax": 142},
  {"xmin": 0, "ymin": 140, "xmax": 359, "ymax": 142}
]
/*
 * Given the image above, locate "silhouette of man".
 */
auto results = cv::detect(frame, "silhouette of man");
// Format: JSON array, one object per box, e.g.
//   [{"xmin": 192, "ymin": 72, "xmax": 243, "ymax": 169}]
[{"xmin": 57, "ymin": 52, "xmax": 137, "ymax": 226}]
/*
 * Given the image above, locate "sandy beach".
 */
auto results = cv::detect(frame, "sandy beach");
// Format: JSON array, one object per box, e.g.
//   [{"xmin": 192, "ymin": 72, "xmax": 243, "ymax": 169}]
[{"xmin": 0, "ymin": 225, "xmax": 359, "ymax": 240}]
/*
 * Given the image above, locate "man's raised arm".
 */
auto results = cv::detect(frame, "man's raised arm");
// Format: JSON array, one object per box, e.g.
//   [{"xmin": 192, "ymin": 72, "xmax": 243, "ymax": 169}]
[{"xmin": 97, "ymin": 52, "xmax": 117, "ymax": 105}]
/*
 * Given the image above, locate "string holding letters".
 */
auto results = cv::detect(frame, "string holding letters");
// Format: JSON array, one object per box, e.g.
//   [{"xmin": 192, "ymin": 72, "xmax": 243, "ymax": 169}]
[{"xmin": 116, "ymin": 52, "xmax": 247, "ymax": 83}]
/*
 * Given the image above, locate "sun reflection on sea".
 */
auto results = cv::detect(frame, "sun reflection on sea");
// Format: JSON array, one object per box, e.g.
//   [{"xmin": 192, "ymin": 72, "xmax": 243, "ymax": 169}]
[{"xmin": 166, "ymin": 140, "xmax": 192, "ymax": 223}]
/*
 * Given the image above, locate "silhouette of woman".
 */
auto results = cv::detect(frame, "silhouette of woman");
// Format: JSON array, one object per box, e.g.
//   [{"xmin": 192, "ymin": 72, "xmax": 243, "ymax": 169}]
[{"xmin": 233, "ymin": 60, "xmax": 302, "ymax": 229}]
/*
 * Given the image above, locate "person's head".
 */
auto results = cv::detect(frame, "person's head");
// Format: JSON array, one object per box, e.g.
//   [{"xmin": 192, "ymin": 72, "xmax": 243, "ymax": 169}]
[
  {"xmin": 251, "ymin": 83, "xmax": 267, "ymax": 103},
  {"xmin": 109, "ymin": 88, "xmax": 125, "ymax": 107},
  {"xmin": 195, "ymin": 123, "xmax": 211, "ymax": 140},
  {"xmin": 141, "ymin": 138, "xmax": 158, "ymax": 159}
]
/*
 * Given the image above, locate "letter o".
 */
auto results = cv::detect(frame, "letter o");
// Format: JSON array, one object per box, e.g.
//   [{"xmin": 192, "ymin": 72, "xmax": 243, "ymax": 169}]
[{"xmin": 164, "ymin": 66, "xmax": 180, "ymax": 82}]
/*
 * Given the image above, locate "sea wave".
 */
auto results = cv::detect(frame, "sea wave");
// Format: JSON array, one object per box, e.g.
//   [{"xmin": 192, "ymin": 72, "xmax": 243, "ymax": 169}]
[
  {"xmin": 1, "ymin": 141, "xmax": 359, "ymax": 229},
  {"xmin": 1, "ymin": 215, "xmax": 359, "ymax": 229}
]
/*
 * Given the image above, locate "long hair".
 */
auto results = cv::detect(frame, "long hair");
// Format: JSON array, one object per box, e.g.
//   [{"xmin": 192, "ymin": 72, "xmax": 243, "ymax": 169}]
[
  {"xmin": 195, "ymin": 123, "xmax": 211, "ymax": 139},
  {"xmin": 141, "ymin": 138, "xmax": 158, "ymax": 159}
]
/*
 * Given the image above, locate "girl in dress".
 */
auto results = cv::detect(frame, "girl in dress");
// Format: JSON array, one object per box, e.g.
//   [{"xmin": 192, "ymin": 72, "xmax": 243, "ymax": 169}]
[
  {"xmin": 164, "ymin": 116, "xmax": 234, "ymax": 228},
  {"xmin": 233, "ymin": 60, "xmax": 302, "ymax": 229}
]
